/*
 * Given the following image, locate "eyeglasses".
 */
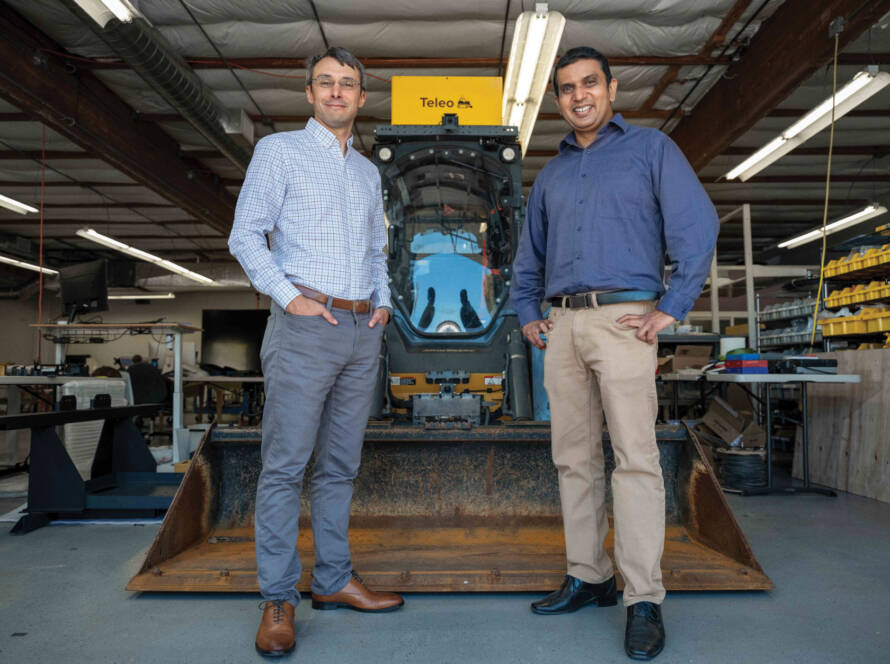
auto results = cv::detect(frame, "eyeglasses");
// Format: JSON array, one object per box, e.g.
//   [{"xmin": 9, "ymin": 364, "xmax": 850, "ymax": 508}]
[{"xmin": 312, "ymin": 76, "xmax": 361, "ymax": 90}]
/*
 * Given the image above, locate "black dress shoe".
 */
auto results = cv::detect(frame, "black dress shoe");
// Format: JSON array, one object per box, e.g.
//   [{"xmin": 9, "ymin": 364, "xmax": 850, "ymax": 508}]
[
  {"xmin": 624, "ymin": 602, "xmax": 665, "ymax": 660},
  {"xmin": 531, "ymin": 574, "xmax": 617, "ymax": 614}
]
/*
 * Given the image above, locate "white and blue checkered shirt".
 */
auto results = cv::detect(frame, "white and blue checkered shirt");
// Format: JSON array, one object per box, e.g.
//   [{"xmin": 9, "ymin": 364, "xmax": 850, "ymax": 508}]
[{"xmin": 229, "ymin": 117, "xmax": 391, "ymax": 311}]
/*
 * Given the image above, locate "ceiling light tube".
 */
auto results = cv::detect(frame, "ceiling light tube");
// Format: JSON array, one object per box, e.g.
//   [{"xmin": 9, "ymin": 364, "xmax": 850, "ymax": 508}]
[
  {"xmin": 108, "ymin": 292, "xmax": 176, "ymax": 300},
  {"xmin": 502, "ymin": 3, "xmax": 565, "ymax": 156},
  {"xmin": 778, "ymin": 204, "xmax": 889, "ymax": 249},
  {"xmin": 726, "ymin": 68, "xmax": 890, "ymax": 181},
  {"xmin": 0, "ymin": 253, "xmax": 59, "ymax": 275},
  {"xmin": 0, "ymin": 194, "xmax": 38, "ymax": 215},
  {"xmin": 76, "ymin": 228, "xmax": 215, "ymax": 285},
  {"xmin": 71, "ymin": 0, "xmax": 138, "ymax": 27}
]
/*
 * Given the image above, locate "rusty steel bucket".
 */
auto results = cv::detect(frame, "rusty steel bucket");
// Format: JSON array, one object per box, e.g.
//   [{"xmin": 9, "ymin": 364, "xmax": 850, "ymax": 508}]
[{"xmin": 127, "ymin": 422, "xmax": 771, "ymax": 593}]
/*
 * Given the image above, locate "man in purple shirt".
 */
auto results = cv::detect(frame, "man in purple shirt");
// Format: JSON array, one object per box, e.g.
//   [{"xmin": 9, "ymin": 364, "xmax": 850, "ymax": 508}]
[{"xmin": 511, "ymin": 47, "xmax": 718, "ymax": 661}]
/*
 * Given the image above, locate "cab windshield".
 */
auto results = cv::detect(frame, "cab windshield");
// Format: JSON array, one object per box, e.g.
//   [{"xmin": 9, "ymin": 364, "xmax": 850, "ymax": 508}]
[{"xmin": 382, "ymin": 145, "xmax": 513, "ymax": 335}]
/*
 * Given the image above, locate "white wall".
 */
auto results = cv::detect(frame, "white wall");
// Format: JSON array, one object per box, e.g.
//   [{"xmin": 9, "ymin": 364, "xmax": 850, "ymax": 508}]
[{"xmin": 1, "ymin": 289, "xmax": 271, "ymax": 368}]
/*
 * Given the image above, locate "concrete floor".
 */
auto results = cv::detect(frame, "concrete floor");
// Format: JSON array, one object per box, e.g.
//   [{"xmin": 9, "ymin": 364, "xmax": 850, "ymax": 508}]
[{"xmin": 1, "ymin": 490, "xmax": 888, "ymax": 664}]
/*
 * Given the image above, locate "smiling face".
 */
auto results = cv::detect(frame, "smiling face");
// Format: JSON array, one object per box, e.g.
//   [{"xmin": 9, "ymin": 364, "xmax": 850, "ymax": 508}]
[
  {"xmin": 553, "ymin": 58, "xmax": 617, "ymax": 146},
  {"xmin": 306, "ymin": 56, "xmax": 366, "ymax": 133}
]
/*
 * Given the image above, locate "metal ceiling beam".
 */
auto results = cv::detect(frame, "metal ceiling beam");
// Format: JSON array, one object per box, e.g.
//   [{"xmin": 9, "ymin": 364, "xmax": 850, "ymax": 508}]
[
  {"xmin": 0, "ymin": 5, "xmax": 236, "ymax": 234},
  {"xmin": 15, "ymin": 174, "xmax": 882, "ymax": 189},
  {"xmin": 670, "ymin": 0, "xmax": 890, "ymax": 172},
  {"xmin": 136, "ymin": 108, "xmax": 681, "ymax": 124},
  {"xmin": 12, "ymin": 106, "xmax": 890, "ymax": 125},
  {"xmin": 79, "ymin": 55, "xmax": 735, "ymax": 70}
]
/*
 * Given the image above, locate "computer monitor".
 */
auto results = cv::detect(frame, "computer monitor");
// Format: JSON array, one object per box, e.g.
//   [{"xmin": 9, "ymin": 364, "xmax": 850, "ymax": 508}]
[
  {"xmin": 60, "ymin": 259, "xmax": 108, "ymax": 322},
  {"xmin": 201, "ymin": 309, "xmax": 270, "ymax": 373}
]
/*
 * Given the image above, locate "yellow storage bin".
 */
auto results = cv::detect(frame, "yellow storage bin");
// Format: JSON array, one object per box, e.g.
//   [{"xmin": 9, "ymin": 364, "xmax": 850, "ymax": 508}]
[
  {"xmin": 820, "ymin": 316, "xmax": 868, "ymax": 336},
  {"xmin": 880, "ymin": 283, "xmax": 890, "ymax": 300},
  {"xmin": 851, "ymin": 284, "xmax": 869, "ymax": 304},
  {"xmin": 879, "ymin": 245, "xmax": 890, "ymax": 267},
  {"xmin": 862, "ymin": 248, "xmax": 882, "ymax": 268},
  {"xmin": 846, "ymin": 255, "xmax": 865, "ymax": 273},
  {"xmin": 864, "ymin": 310, "xmax": 890, "ymax": 333},
  {"xmin": 837, "ymin": 286, "xmax": 854, "ymax": 306},
  {"xmin": 824, "ymin": 288, "xmax": 843, "ymax": 308},
  {"xmin": 824, "ymin": 259, "xmax": 843, "ymax": 278}
]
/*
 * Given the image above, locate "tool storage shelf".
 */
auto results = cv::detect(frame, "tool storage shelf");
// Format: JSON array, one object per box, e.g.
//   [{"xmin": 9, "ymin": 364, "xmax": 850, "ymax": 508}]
[
  {"xmin": 824, "ymin": 281, "xmax": 890, "ymax": 308},
  {"xmin": 823, "ymin": 246, "xmax": 890, "ymax": 281},
  {"xmin": 821, "ymin": 308, "xmax": 890, "ymax": 337}
]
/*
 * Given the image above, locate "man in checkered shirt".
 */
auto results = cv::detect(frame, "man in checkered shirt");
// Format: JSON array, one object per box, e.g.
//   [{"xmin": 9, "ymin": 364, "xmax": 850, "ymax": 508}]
[{"xmin": 229, "ymin": 46, "xmax": 403, "ymax": 658}]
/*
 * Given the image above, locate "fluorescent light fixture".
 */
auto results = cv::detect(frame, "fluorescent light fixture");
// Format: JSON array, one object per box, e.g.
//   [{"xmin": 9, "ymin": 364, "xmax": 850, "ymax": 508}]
[
  {"xmin": 76, "ymin": 228, "xmax": 216, "ymax": 285},
  {"xmin": 108, "ymin": 292, "xmax": 176, "ymax": 300},
  {"xmin": 72, "ymin": 0, "xmax": 138, "ymax": 27},
  {"xmin": 726, "ymin": 68, "xmax": 890, "ymax": 181},
  {"xmin": 0, "ymin": 253, "xmax": 58, "ymax": 275},
  {"xmin": 778, "ymin": 204, "xmax": 889, "ymax": 249},
  {"xmin": 502, "ymin": 3, "xmax": 565, "ymax": 155},
  {"xmin": 0, "ymin": 193, "xmax": 38, "ymax": 215}
]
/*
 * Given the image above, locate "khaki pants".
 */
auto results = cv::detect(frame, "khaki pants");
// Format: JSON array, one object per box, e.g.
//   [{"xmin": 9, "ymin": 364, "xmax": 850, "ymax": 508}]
[{"xmin": 543, "ymin": 298, "xmax": 665, "ymax": 606}]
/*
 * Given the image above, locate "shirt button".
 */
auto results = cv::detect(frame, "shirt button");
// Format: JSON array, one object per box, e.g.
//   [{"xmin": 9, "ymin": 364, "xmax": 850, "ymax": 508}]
[
  {"xmin": 581, "ymin": 173, "xmax": 587, "ymax": 178},
  {"xmin": 576, "ymin": 226, "xmax": 582, "ymax": 231},
  {"xmin": 578, "ymin": 200, "xmax": 584, "ymax": 204}
]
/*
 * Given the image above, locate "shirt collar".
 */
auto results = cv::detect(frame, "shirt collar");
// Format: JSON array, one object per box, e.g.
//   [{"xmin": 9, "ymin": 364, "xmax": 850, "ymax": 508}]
[
  {"xmin": 558, "ymin": 113, "xmax": 628, "ymax": 152},
  {"xmin": 305, "ymin": 116, "xmax": 355, "ymax": 152}
]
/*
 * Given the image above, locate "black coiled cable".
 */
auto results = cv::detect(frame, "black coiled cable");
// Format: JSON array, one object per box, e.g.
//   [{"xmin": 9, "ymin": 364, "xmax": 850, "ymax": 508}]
[{"xmin": 718, "ymin": 451, "xmax": 767, "ymax": 492}]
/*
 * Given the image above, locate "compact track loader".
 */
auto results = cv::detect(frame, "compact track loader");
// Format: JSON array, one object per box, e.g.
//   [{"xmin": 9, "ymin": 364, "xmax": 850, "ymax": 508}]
[{"xmin": 128, "ymin": 116, "xmax": 770, "ymax": 594}]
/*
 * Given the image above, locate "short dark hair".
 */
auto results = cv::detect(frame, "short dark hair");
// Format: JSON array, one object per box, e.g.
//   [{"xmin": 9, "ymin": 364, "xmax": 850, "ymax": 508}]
[
  {"xmin": 551, "ymin": 47, "xmax": 612, "ymax": 95},
  {"xmin": 305, "ymin": 46, "xmax": 365, "ymax": 91}
]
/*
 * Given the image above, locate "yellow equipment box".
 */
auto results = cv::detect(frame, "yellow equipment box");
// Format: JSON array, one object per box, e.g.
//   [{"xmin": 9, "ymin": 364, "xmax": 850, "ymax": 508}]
[{"xmin": 391, "ymin": 76, "xmax": 502, "ymax": 125}]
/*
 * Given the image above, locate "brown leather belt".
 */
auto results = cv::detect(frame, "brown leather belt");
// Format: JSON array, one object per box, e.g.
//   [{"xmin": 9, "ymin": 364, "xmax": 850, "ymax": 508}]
[{"xmin": 295, "ymin": 284, "xmax": 371, "ymax": 313}]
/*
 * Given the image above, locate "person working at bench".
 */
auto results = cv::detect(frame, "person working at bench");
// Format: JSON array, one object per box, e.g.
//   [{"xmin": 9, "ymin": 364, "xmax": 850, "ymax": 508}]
[
  {"xmin": 229, "ymin": 46, "xmax": 402, "ymax": 658},
  {"xmin": 511, "ymin": 46, "xmax": 718, "ymax": 661}
]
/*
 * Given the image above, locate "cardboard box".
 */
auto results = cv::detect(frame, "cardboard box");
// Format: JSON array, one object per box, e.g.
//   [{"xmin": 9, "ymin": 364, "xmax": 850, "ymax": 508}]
[
  {"xmin": 739, "ymin": 422, "xmax": 765, "ymax": 448},
  {"xmin": 701, "ymin": 397, "xmax": 749, "ymax": 445},
  {"xmin": 672, "ymin": 345, "xmax": 712, "ymax": 370},
  {"xmin": 656, "ymin": 355, "xmax": 673, "ymax": 373},
  {"xmin": 724, "ymin": 322, "xmax": 765, "ymax": 336}
]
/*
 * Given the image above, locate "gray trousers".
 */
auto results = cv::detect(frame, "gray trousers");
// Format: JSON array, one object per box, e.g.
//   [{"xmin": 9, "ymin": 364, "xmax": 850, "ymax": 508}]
[{"xmin": 255, "ymin": 303, "xmax": 383, "ymax": 605}]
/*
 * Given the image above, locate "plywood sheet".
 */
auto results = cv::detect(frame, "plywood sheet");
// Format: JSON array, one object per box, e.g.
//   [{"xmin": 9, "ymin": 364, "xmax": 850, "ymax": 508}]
[{"xmin": 796, "ymin": 350, "xmax": 890, "ymax": 503}]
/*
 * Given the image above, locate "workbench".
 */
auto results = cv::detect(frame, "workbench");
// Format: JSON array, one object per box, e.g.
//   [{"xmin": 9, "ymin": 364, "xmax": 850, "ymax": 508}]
[{"xmin": 706, "ymin": 372, "xmax": 860, "ymax": 496}]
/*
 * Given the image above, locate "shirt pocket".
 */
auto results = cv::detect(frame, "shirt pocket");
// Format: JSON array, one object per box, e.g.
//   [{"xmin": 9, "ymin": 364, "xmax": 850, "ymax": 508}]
[{"xmin": 590, "ymin": 156, "xmax": 649, "ymax": 218}]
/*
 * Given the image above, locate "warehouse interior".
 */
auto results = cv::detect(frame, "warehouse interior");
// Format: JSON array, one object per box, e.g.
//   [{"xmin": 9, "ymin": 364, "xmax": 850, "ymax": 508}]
[{"xmin": 1, "ymin": 1, "xmax": 889, "ymax": 662}]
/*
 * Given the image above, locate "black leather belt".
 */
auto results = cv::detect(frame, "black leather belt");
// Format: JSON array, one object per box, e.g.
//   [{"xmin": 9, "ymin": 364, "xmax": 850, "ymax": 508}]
[{"xmin": 549, "ymin": 290, "xmax": 659, "ymax": 309}]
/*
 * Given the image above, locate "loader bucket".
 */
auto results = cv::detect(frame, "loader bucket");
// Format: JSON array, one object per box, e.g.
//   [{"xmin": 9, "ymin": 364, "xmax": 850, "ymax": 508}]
[{"xmin": 127, "ymin": 422, "xmax": 771, "ymax": 593}]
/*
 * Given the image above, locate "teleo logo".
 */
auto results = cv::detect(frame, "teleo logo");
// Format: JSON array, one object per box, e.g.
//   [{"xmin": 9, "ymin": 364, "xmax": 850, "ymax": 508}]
[{"xmin": 420, "ymin": 96, "xmax": 474, "ymax": 109}]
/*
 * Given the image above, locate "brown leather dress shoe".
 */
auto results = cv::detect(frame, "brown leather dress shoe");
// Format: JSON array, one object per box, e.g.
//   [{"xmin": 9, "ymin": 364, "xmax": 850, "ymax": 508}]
[
  {"xmin": 255, "ymin": 600, "xmax": 296, "ymax": 657},
  {"xmin": 311, "ymin": 572, "xmax": 404, "ymax": 613}
]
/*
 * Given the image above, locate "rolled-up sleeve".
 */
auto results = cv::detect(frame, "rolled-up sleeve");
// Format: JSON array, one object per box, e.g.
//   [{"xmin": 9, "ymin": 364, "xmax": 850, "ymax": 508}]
[
  {"xmin": 511, "ymin": 181, "xmax": 549, "ymax": 327},
  {"xmin": 228, "ymin": 136, "xmax": 299, "ymax": 310},
  {"xmin": 654, "ymin": 136, "xmax": 718, "ymax": 321}
]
